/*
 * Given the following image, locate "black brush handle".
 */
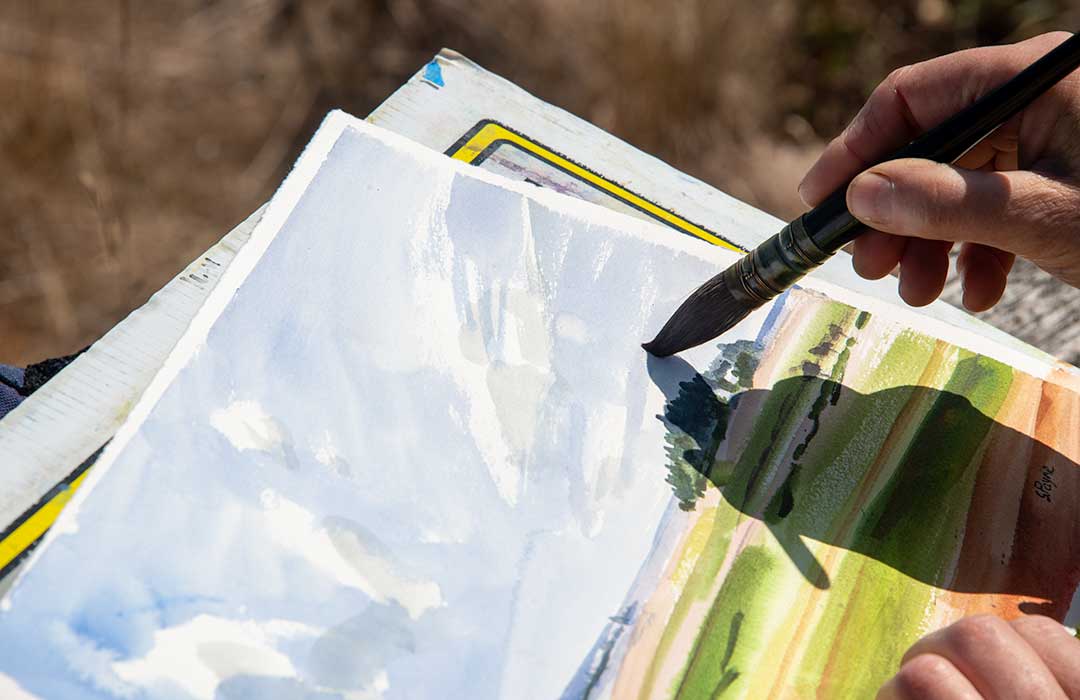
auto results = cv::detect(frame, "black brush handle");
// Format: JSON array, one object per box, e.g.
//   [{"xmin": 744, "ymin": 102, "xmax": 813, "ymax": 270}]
[{"xmin": 802, "ymin": 32, "xmax": 1080, "ymax": 253}]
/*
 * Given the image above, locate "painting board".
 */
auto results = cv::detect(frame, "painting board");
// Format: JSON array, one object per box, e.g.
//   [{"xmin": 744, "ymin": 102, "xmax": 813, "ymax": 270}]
[
  {"xmin": 0, "ymin": 113, "xmax": 1076, "ymax": 698},
  {"xmin": 1, "ymin": 48, "xmax": 1067, "ymax": 596}
]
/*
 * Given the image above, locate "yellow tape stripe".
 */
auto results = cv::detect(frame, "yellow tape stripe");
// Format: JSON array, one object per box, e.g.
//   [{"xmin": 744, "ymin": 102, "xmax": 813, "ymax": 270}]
[
  {"xmin": 448, "ymin": 123, "xmax": 741, "ymax": 252},
  {"xmin": 0, "ymin": 470, "xmax": 89, "ymax": 573}
]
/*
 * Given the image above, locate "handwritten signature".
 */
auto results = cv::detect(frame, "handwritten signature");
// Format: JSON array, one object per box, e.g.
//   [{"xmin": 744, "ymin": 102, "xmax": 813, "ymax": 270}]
[{"xmin": 1034, "ymin": 465, "xmax": 1056, "ymax": 503}]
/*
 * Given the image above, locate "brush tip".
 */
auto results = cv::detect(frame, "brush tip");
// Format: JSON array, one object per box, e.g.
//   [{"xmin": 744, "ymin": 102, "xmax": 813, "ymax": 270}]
[
  {"xmin": 640, "ymin": 340, "xmax": 669, "ymax": 357},
  {"xmin": 642, "ymin": 271, "xmax": 762, "ymax": 357}
]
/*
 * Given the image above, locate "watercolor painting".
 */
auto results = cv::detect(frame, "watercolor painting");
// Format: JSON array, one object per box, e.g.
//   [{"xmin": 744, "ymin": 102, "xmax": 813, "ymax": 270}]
[
  {"xmin": 0, "ymin": 113, "xmax": 1076, "ymax": 699},
  {"xmin": 594, "ymin": 286, "xmax": 1080, "ymax": 697}
]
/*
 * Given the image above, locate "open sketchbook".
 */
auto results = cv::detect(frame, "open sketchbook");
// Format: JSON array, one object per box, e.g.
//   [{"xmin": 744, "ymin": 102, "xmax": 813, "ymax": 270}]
[
  {"xmin": 1, "ymin": 113, "xmax": 1077, "ymax": 699},
  {"xmin": 0, "ymin": 49, "xmax": 1064, "ymax": 590}
]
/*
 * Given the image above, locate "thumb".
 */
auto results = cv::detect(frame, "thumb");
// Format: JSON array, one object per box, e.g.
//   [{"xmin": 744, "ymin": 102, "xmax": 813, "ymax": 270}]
[{"xmin": 845, "ymin": 158, "xmax": 1080, "ymax": 268}]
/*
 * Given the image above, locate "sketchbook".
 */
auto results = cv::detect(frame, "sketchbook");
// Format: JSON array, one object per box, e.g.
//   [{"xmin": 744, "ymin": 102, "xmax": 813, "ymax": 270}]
[
  {"xmin": 1, "ymin": 113, "xmax": 1077, "ymax": 700},
  {"xmin": 0, "ymin": 49, "xmax": 1062, "ymax": 590},
  {"xmin": 0, "ymin": 51, "xmax": 1063, "ymax": 595}
]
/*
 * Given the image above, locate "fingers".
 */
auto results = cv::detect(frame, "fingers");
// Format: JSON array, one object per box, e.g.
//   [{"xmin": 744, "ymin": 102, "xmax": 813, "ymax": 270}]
[
  {"xmin": 900, "ymin": 615, "xmax": 1068, "ymax": 699},
  {"xmin": 852, "ymin": 230, "xmax": 907, "ymax": 279},
  {"xmin": 801, "ymin": 31, "xmax": 1080, "ymax": 306},
  {"xmin": 844, "ymin": 157, "xmax": 1080, "ymax": 302},
  {"xmin": 845, "ymin": 158, "xmax": 1079, "ymax": 260},
  {"xmin": 882, "ymin": 615, "xmax": 1080, "ymax": 700},
  {"xmin": 799, "ymin": 32, "xmax": 1072, "ymax": 206},
  {"xmin": 898, "ymin": 239, "xmax": 952, "ymax": 307},
  {"xmin": 953, "ymin": 117, "xmax": 1022, "ymax": 172},
  {"xmin": 851, "ymin": 229, "xmax": 1013, "ymax": 312},
  {"xmin": 956, "ymin": 243, "xmax": 1014, "ymax": 312},
  {"xmin": 1009, "ymin": 616, "xmax": 1080, "ymax": 698},
  {"xmin": 876, "ymin": 653, "xmax": 981, "ymax": 700}
]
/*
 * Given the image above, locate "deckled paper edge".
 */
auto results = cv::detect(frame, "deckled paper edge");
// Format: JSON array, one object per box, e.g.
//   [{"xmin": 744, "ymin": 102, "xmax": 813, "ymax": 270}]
[{"xmin": 0, "ymin": 110, "xmax": 351, "ymax": 599}]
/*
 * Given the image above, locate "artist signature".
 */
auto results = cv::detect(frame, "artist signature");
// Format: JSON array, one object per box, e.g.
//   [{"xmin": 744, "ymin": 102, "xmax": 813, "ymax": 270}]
[{"xmin": 1034, "ymin": 465, "xmax": 1056, "ymax": 503}]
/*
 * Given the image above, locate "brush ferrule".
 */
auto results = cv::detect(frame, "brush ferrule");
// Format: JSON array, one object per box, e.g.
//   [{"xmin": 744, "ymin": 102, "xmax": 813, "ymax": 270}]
[
  {"xmin": 724, "ymin": 215, "xmax": 834, "ymax": 305},
  {"xmin": 785, "ymin": 215, "xmax": 832, "ymax": 267}
]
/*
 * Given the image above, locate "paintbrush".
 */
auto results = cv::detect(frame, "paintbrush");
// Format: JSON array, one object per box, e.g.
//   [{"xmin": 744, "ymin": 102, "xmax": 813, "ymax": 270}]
[{"xmin": 644, "ymin": 32, "xmax": 1080, "ymax": 357}]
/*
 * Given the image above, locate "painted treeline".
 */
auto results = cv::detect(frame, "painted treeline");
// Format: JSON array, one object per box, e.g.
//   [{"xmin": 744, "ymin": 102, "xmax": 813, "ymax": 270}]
[{"xmin": 608, "ymin": 289, "xmax": 1080, "ymax": 698}]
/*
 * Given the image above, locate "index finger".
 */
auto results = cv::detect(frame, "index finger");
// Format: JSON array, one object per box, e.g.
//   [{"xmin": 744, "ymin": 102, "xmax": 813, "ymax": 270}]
[
  {"xmin": 798, "ymin": 32, "xmax": 1073, "ymax": 207},
  {"xmin": 900, "ymin": 615, "xmax": 1067, "ymax": 699},
  {"xmin": 1009, "ymin": 616, "xmax": 1080, "ymax": 698}
]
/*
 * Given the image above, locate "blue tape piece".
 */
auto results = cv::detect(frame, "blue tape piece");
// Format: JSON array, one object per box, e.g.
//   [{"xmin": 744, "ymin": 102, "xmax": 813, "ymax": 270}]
[{"xmin": 422, "ymin": 60, "xmax": 445, "ymax": 87}]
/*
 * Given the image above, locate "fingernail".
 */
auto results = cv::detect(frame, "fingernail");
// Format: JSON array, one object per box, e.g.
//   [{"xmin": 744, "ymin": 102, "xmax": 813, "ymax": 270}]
[
  {"xmin": 848, "ymin": 172, "xmax": 895, "ymax": 225},
  {"xmin": 797, "ymin": 179, "xmax": 810, "ymax": 206}
]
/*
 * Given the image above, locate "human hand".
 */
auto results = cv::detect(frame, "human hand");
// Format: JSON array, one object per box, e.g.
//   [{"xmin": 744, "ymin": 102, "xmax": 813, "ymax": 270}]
[
  {"xmin": 799, "ymin": 32, "xmax": 1080, "ymax": 311},
  {"xmin": 877, "ymin": 615, "xmax": 1080, "ymax": 699}
]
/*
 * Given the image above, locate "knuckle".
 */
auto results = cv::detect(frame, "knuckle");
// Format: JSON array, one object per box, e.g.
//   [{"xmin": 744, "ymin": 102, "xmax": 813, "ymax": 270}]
[
  {"xmin": 1011, "ymin": 34, "xmax": 1076, "ymax": 76},
  {"xmin": 844, "ymin": 67, "xmax": 917, "ymax": 161},
  {"xmin": 1039, "ymin": 31, "xmax": 1074, "ymax": 47},
  {"xmin": 1017, "ymin": 32, "xmax": 1073, "ymax": 64},
  {"xmin": 864, "ymin": 102, "xmax": 892, "ymax": 143},
  {"xmin": 838, "ymin": 129, "xmax": 868, "ymax": 165},
  {"xmin": 945, "ymin": 615, "xmax": 1008, "ymax": 655},
  {"xmin": 893, "ymin": 654, "xmax": 954, "ymax": 696},
  {"xmin": 1016, "ymin": 179, "xmax": 1080, "ymax": 254},
  {"xmin": 922, "ymin": 170, "xmax": 951, "ymax": 227},
  {"xmin": 900, "ymin": 163, "xmax": 956, "ymax": 232},
  {"xmin": 1013, "ymin": 614, "xmax": 1065, "ymax": 638},
  {"xmin": 884, "ymin": 65, "xmax": 913, "ymax": 92}
]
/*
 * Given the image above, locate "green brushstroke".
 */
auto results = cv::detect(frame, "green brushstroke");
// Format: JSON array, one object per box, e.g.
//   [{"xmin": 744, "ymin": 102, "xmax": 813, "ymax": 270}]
[
  {"xmin": 802, "ymin": 353, "xmax": 1014, "ymax": 691},
  {"xmin": 766, "ymin": 333, "xmax": 856, "ymax": 524},
  {"xmin": 784, "ymin": 330, "xmax": 939, "ymax": 691},
  {"xmin": 674, "ymin": 546, "xmax": 781, "ymax": 699},
  {"xmin": 859, "ymin": 329, "xmax": 938, "ymax": 393},
  {"xmin": 779, "ymin": 304, "xmax": 857, "ymax": 379},
  {"xmin": 858, "ymin": 353, "xmax": 1013, "ymax": 582},
  {"xmin": 723, "ymin": 382, "xmax": 807, "ymax": 516},
  {"xmin": 803, "ymin": 555, "xmax": 936, "ymax": 694},
  {"xmin": 771, "ymin": 332, "xmax": 937, "ymax": 552},
  {"xmin": 638, "ymin": 502, "xmax": 742, "ymax": 699},
  {"xmin": 725, "ymin": 304, "xmax": 861, "ymax": 522}
]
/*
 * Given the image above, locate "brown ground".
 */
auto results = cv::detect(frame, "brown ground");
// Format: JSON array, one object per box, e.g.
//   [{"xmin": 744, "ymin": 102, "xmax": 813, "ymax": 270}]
[{"xmin": 1, "ymin": 1, "xmax": 1078, "ymax": 365}]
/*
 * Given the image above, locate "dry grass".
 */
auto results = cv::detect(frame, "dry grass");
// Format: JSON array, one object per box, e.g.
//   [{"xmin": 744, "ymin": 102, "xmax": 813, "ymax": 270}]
[{"xmin": 0, "ymin": 0, "xmax": 1076, "ymax": 363}]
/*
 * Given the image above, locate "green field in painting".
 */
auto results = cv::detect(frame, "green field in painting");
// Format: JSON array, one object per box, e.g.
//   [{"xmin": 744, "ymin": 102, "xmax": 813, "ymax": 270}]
[{"xmin": 649, "ymin": 291, "xmax": 1017, "ymax": 698}]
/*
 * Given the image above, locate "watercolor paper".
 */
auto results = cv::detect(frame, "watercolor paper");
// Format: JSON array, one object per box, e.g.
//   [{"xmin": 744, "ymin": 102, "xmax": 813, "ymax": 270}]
[
  {"xmin": 0, "ymin": 113, "xmax": 1076, "ymax": 699},
  {"xmin": 2, "ymin": 47, "xmax": 1058, "ymax": 598}
]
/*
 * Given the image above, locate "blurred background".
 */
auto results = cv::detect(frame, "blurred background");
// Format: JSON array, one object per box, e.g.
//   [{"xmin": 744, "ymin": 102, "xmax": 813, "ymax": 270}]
[{"xmin": 1, "ymin": 0, "xmax": 1079, "ymax": 365}]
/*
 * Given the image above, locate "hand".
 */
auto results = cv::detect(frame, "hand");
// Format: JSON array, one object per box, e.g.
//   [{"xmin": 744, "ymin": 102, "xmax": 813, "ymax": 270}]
[
  {"xmin": 877, "ymin": 615, "xmax": 1080, "ymax": 699},
  {"xmin": 799, "ymin": 32, "xmax": 1080, "ymax": 311}
]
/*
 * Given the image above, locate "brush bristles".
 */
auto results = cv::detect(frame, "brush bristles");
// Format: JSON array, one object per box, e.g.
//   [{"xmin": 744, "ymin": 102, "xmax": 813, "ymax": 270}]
[{"xmin": 642, "ymin": 271, "xmax": 764, "ymax": 357}]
